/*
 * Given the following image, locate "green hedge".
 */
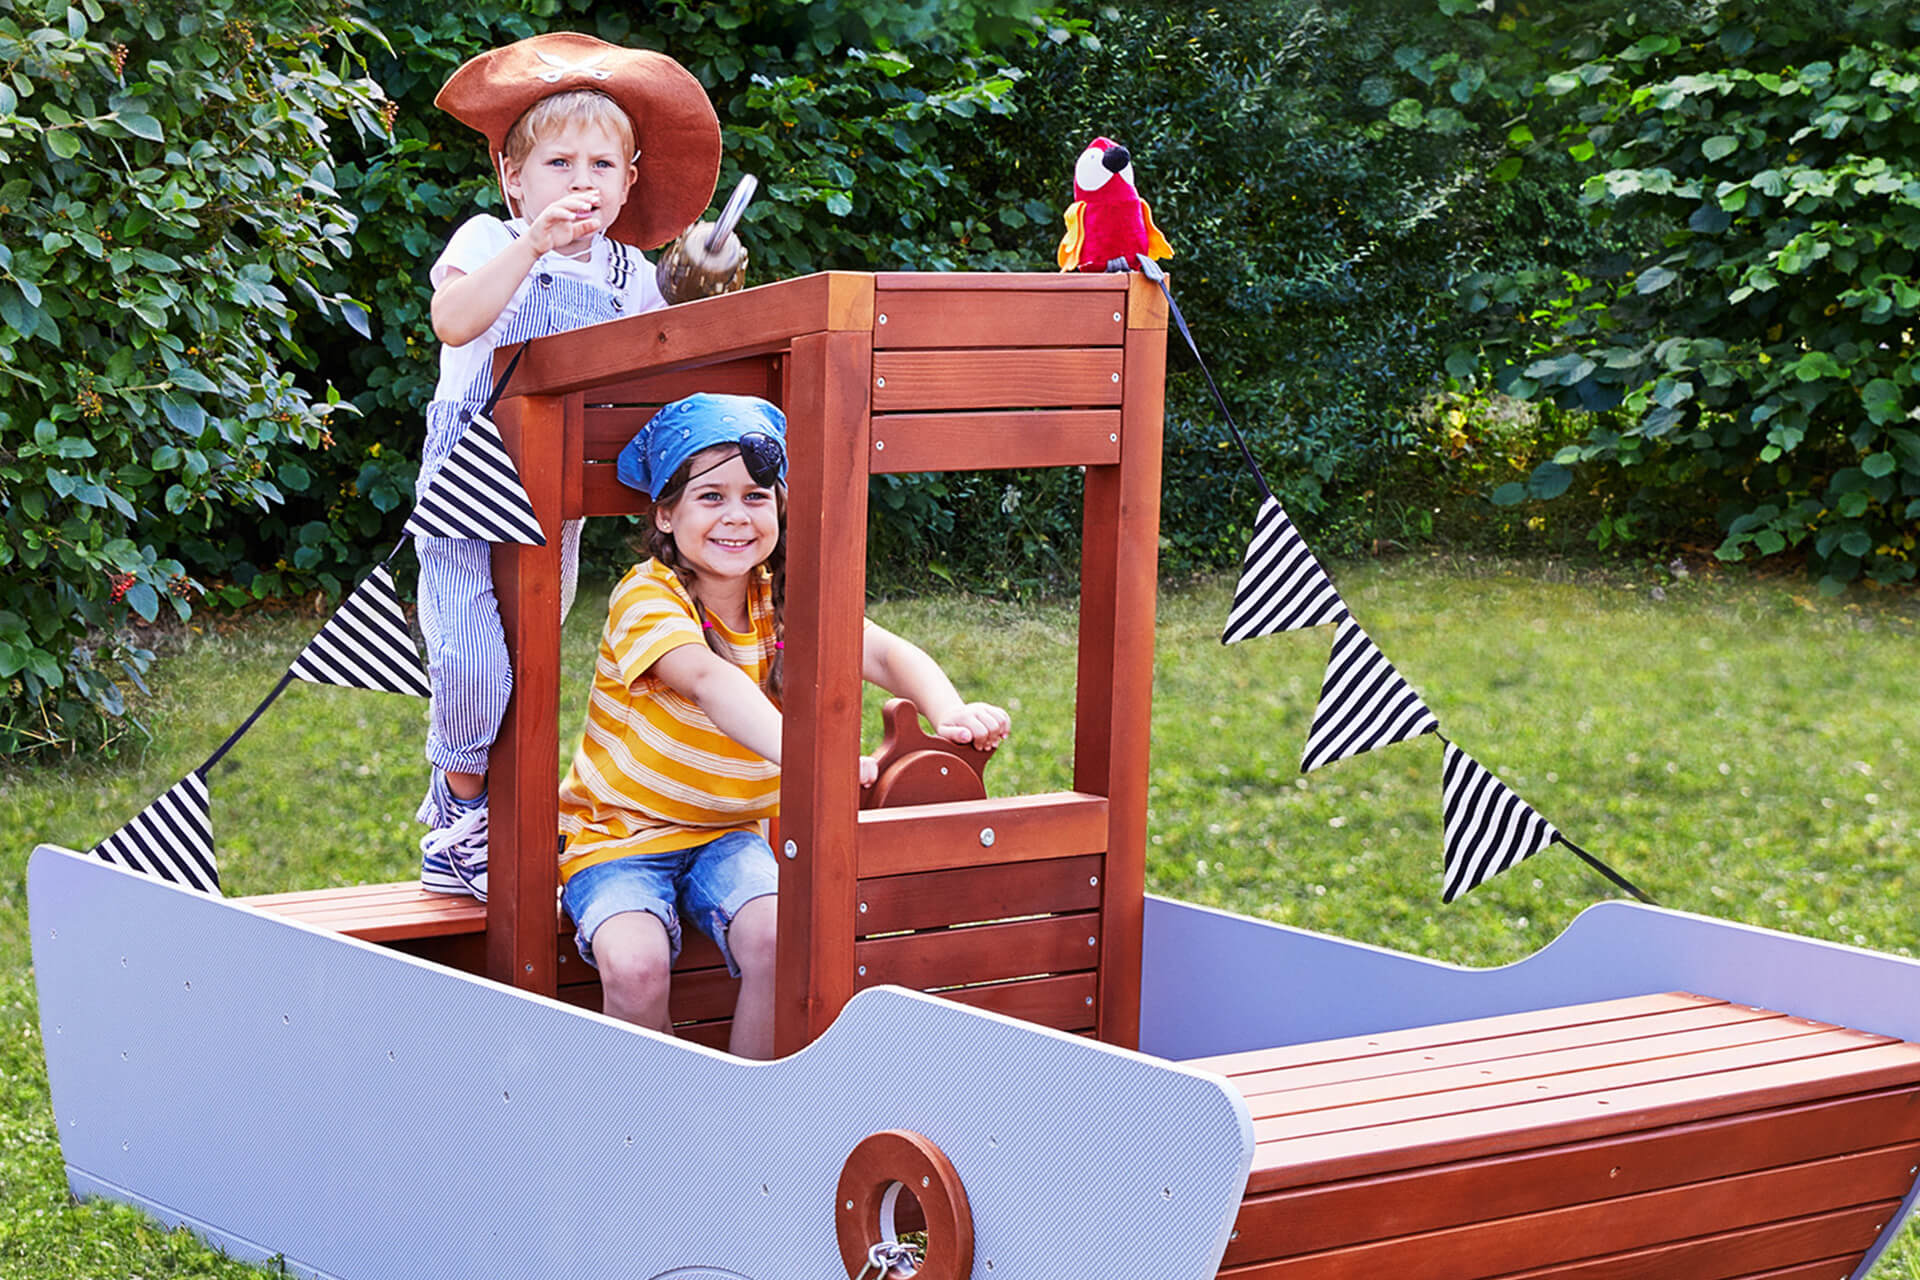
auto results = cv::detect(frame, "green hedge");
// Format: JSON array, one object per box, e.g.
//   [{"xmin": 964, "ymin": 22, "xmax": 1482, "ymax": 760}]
[{"xmin": 0, "ymin": 0, "xmax": 385, "ymax": 754}]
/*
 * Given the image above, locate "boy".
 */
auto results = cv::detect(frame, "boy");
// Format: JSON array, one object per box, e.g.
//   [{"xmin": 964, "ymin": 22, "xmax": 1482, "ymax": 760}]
[{"xmin": 416, "ymin": 33, "xmax": 742, "ymax": 899}]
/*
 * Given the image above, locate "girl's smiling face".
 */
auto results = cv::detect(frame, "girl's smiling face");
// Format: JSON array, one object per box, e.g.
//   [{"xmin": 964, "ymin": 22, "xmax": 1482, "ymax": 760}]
[
  {"xmin": 655, "ymin": 450, "xmax": 781, "ymax": 586},
  {"xmin": 503, "ymin": 118, "xmax": 636, "ymax": 252}
]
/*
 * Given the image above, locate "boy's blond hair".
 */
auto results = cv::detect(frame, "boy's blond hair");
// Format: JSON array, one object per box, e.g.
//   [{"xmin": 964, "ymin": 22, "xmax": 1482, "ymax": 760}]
[{"xmin": 502, "ymin": 89, "xmax": 636, "ymax": 167}]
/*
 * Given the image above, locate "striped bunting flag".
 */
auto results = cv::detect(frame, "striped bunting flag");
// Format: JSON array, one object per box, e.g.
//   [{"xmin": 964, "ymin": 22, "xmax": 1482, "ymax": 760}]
[
  {"xmin": 91, "ymin": 772, "xmax": 219, "ymax": 895},
  {"xmin": 1222, "ymin": 497, "xmax": 1348, "ymax": 643},
  {"xmin": 1300, "ymin": 615, "xmax": 1440, "ymax": 773},
  {"xmin": 403, "ymin": 412, "xmax": 547, "ymax": 546},
  {"xmin": 290, "ymin": 566, "xmax": 431, "ymax": 697},
  {"xmin": 1441, "ymin": 741, "xmax": 1560, "ymax": 902}
]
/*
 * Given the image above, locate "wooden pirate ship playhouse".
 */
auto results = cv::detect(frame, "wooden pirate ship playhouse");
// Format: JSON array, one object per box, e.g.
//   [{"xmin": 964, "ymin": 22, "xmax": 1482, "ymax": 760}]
[{"xmin": 30, "ymin": 271, "xmax": 1920, "ymax": 1280}]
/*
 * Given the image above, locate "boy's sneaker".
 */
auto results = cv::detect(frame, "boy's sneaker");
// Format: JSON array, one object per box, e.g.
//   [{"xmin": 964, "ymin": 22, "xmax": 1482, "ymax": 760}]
[{"xmin": 419, "ymin": 803, "xmax": 488, "ymax": 901}]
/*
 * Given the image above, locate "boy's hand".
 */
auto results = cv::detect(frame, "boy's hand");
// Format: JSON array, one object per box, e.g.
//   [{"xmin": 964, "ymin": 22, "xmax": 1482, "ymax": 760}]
[
  {"xmin": 935, "ymin": 702, "xmax": 1011, "ymax": 752},
  {"xmin": 859, "ymin": 754, "xmax": 879, "ymax": 788},
  {"xmin": 526, "ymin": 193, "xmax": 602, "ymax": 255}
]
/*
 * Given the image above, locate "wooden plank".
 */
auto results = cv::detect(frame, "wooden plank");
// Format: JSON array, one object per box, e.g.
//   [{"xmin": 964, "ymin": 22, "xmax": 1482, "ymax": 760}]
[
  {"xmin": 934, "ymin": 972, "xmax": 1097, "ymax": 1032},
  {"xmin": 1248, "ymin": 1042, "xmax": 1920, "ymax": 1192},
  {"xmin": 870, "ymin": 349, "xmax": 1123, "ymax": 412},
  {"xmin": 508, "ymin": 273, "xmax": 874, "ymax": 397},
  {"xmin": 1248, "ymin": 1027, "xmax": 1899, "ymax": 1143},
  {"xmin": 581, "ymin": 355, "xmax": 783, "ymax": 414},
  {"xmin": 856, "ymin": 792, "xmax": 1107, "ymax": 877},
  {"xmin": 871, "ymin": 272, "xmax": 1130, "ymax": 293},
  {"xmin": 868, "ymin": 410, "xmax": 1122, "ymax": 474},
  {"xmin": 582, "ymin": 464, "xmax": 648, "ymax": 519},
  {"xmin": 1227, "ymin": 1001, "xmax": 1784, "ymax": 1098},
  {"xmin": 857, "ymin": 854, "xmax": 1105, "ymax": 935},
  {"xmin": 1225, "ymin": 1088, "xmax": 1920, "ymax": 1264},
  {"xmin": 1126, "ymin": 271, "xmax": 1169, "ymax": 330},
  {"xmin": 1074, "ymin": 319, "xmax": 1165, "ymax": 1050},
  {"xmin": 1219, "ymin": 1201, "xmax": 1901, "ymax": 1280},
  {"xmin": 1187, "ymin": 993, "xmax": 1728, "ymax": 1075},
  {"xmin": 1240, "ymin": 1015, "xmax": 1839, "ymax": 1119},
  {"xmin": 872, "ymin": 289, "xmax": 1127, "ymax": 349},
  {"xmin": 855, "ymin": 914, "xmax": 1101, "ymax": 991},
  {"xmin": 491, "ymin": 392, "xmax": 566, "ymax": 995},
  {"xmin": 1221, "ymin": 1144, "xmax": 1919, "ymax": 1278},
  {"xmin": 774, "ymin": 328, "xmax": 873, "ymax": 1055}
]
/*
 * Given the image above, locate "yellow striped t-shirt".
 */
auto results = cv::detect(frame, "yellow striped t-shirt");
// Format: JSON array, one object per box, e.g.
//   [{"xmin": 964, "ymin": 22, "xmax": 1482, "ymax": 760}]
[{"xmin": 557, "ymin": 559, "xmax": 780, "ymax": 880}]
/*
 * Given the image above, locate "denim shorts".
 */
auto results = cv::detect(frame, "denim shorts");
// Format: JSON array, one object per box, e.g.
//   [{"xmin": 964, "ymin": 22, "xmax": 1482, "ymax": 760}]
[{"xmin": 560, "ymin": 829, "xmax": 779, "ymax": 977}]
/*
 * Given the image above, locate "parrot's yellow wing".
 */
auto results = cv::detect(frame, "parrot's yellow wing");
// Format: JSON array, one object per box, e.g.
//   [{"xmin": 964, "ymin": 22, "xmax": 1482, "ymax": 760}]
[
  {"xmin": 1141, "ymin": 200, "xmax": 1174, "ymax": 260},
  {"xmin": 1056, "ymin": 202, "xmax": 1086, "ymax": 271}
]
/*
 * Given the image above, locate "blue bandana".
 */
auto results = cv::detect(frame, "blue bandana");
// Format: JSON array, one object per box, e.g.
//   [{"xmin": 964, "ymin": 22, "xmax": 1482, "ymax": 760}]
[{"xmin": 616, "ymin": 393, "xmax": 789, "ymax": 500}]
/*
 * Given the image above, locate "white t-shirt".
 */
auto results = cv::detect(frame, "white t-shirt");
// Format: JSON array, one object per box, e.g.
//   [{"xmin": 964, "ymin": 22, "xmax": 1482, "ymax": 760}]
[{"xmin": 429, "ymin": 214, "xmax": 668, "ymax": 402}]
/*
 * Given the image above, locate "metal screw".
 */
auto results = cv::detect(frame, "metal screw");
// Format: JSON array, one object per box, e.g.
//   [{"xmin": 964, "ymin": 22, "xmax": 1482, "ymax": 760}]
[
  {"xmin": 1089, "ymin": 875, "xmax": 1099, "ymax": 886},
  {"xmin": 874, "ymin": 440, "xmax": 885, "ymax": 451},
  {"xmin": 1112, "ymin": 311, "xmax": 1122, "ymax": 322},
  {"xmin": 979, "ymin": 827, "xmax": 996, "ymax": 847},
  {"xmin": 921, "ymin": 1176, "xmax": 930, "ymax": 1188},
  {"xmin": 859, "ymin": 902, "xmax": 868, "ymax": 914},
  {"xmin": 878, "ymin": 314, "xmax": 889, "ymax": 325},
  {"xmin": 523, "ymin": 963, "xmax": 534, "ymax": 974},
  {"xmin": 875, "ymin": 376, "xmax": 886, "ymax": 388},
  {"xmin": 858, "ymin": 965, "xmax": 867, "ymax": 976},
  {"xmin": 845, "ymin": 1199, "xmax": 854, "ymax": 1211},
  {"xmin": 1111, "ymin": 372, "xmax": 1120, "ymax": 383},
  {"xmin": 1084, "ymin": 996, "xmax": 1094, "ymax": 1006},
  {"xmin": 1088, "ymin": 936, "xmax": 1097, "ymax": 946},
  {"xmin": 1109, "ymin": 433, "xmax": 1118, "ymax": 443},
  {"xmin": 783, "ymin": 840, "xmax": 797, "ymax": 859}
]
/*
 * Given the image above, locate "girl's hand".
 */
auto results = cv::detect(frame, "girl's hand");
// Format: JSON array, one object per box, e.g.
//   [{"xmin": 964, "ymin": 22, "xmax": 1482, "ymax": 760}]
[
  {"xmin": 859, "ymin": 754, "xmax": 879, "ymax": 788},
  {"xmin": 935, "ymin": 702, "xmax": 1010, "ymax": 752},
  {"xmin": 525, "ymin": 193, "xmax": 601, "ymax": 255}
]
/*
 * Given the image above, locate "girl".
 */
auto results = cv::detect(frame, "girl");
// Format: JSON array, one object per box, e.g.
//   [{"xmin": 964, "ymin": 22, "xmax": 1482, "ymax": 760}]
[{"xmin": 557, "ymin": 393, "xmax": 1010, "ymax": 1059}]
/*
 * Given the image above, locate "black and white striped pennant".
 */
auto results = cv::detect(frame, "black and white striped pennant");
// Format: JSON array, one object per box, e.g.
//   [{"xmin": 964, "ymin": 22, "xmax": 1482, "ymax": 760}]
[
  {"xmin": 1441, "ymin": 741, "xmax": 1560, "ymax": 902},
  {"xmin": 91, "ymin": 771, "xmax": 219, "ymax": 895},
  {"xmin": 1300, "ymin": 615, "xmax": 1440, "ymax": 773},
  {"xmin": 289, "ymin": 566, "xmax": 431, "ymax": 697},
  {"xmin": 403, "ymin": 412, "xmax": 547, "ymax": 545},
  {"xmin": 1222, "ymin": 497, "xmax": 1348, "ymax": 643}
]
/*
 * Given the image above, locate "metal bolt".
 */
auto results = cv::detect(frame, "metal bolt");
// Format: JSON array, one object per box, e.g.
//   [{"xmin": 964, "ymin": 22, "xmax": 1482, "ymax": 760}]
[
  {"xmin": 858, "ymin": 965, "xmax": 867, "ymax": 976},
  {"xmin": 1085, "ymin": 996, "xmax": 1094, "ymax": 1006},
  {"xmin": 921, "ymin": 1176, "xmax": 930, "ymax": 1188},
  {"xmin": 1087, "ymin": 936, "xmax": 1097, "ymax": 946},
  {"xmin": 1112, "ymin": 311, "xmax": 1122, "ymax": 322},
  {"xmin": 1109, "ymin": 433, "xmax": 1118, "ymax": 443},
  {"xmin": 845, "ymin": 1199, "xmax": 854, "ymax": 1211},
  {"xmin": 874, "ymin": 440, "xmax": 885, "ymax": 451},
  {"xmin": 859, "ymin": 902, "xmax": 868, "ymax": 914},
  {"xmin": 783, "ymin": 840, "xmax": 798, "ymax": 859},
  {"xmin": 1111, "ymin": 372, "xmax": 1120, "ymax": 383},
  {"xmin": 875, "ymin": 376, "xmax": 886, "ymax": 388},
  {"xmin": 979, "ymin": 827, "xmax": 996, "ymax": 847},
  {"xmin": 1089, "ymin": 875, "xmax": 1099, "ymax": 886},
  {"xmin": 878, "ymin": 314, "xmax": 889, "ymax": 325},
  {"xmin": 523, "ymin": 963, "xmax": 534, "ymax": 974},
  {"xmin": 1231, "ymin": 1230, "xmax": 1240, "ymax": 1240}
]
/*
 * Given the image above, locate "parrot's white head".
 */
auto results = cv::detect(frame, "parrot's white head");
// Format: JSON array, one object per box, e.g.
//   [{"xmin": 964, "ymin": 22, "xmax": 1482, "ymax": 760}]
[{"xmin": 1072, "ymin": 136, "xmax": 1139, "ymax": 203}]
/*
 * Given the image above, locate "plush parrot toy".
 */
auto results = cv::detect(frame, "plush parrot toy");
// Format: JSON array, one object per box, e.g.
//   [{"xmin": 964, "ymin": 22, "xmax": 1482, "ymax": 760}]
[{"xmin": 1056, "ymin": 136, "xmax": 1174, "ymax": 273}]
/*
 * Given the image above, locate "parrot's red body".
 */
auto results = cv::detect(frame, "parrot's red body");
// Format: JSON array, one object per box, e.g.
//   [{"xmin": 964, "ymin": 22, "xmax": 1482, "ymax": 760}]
[{"xmin": 1057, "ymin": 137, "xmax": 1173, "ymax": 273}]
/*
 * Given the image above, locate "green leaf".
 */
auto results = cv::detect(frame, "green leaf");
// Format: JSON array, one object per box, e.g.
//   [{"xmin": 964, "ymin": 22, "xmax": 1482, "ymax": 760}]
[
  {"xmin": 124, "ymin": 582, "xmax": 160, "ymax": 622},
  {"xmin": 116, "ymin": 112, "xmax": 164, "ymax": 142},
  {"xmin": 1861, "ymin": 378, "xmax": 1904, "ymax": 425},
  {"xmin": 1636, "ymin": 266, "xmax": 1678, "ymax": 295},
  {"xmin": 161, "ymin": 394, "xmax": 204, "ymax": 433},
  {"xmin": 47, "ymin": 131, "xmax": 81, "ymax": 160},
  {"xmin": 1861, "ymin": 452, "xmax": 1897, "ymax": 479},
  {"xmin": 1490, "ymin": 482, "xmax": 1528, "ymax": 506},
  {"xmin": 1702, "ymin": 135, "xmax": 1739, "ymax": 161}
]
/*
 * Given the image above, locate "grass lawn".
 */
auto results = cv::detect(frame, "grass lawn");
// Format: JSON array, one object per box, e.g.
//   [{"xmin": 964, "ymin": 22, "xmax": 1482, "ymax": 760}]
[{"xmin": 2, "ymin": 556, "xmax": 1916, "ymax": 1276}]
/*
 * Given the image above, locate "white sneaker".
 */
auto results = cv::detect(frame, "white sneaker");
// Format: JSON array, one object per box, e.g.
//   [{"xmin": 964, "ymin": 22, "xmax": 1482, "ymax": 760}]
[{"xmin": 419, "ymin": 803, "xmax": 488, "ymax": 901}]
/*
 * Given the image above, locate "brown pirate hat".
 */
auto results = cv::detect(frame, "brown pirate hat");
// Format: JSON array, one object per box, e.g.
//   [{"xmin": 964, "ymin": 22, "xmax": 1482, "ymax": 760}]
[{"xmin": 435, "ymin": 32, "xmax": 721, "ymax": 250}]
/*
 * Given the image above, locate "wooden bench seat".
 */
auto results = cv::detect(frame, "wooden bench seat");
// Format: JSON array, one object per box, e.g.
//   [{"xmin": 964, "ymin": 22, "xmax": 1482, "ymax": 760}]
[{"xmin": 1195, "ymin": 992, "xmax": 1920, "ymax": 1279}]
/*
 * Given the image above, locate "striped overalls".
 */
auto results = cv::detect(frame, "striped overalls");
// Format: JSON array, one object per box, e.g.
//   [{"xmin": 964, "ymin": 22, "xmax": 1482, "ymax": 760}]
[{"xmin": 416, "ymin": 239, "xmax": 641, "ymax": 783}]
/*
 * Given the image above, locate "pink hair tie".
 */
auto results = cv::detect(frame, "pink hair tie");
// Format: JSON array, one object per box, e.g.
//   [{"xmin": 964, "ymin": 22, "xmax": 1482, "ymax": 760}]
[
  {"xmin": 773, "ymin": 641, "xmax": 784, "ymax": 650},
  {"xmin": 702, "ymin": 620, "xmax": 715, "ymax": 630}
]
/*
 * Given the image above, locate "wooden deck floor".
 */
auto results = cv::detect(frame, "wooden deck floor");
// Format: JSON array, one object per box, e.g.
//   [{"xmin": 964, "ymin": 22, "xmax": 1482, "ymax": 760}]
[{"xmin": 1190, "ymin": 992, "xmax": 1920, "ymax": 1278}]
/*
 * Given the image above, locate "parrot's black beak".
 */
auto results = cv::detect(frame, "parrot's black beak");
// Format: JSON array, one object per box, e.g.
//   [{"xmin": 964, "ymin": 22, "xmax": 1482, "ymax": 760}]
[{"xmin": 1102, "ymin": 145, "xmax": 1131, "ymax": 173}]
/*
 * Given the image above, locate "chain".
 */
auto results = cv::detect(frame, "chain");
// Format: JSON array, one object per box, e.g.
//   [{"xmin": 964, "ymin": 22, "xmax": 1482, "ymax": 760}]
[{"xmin": 853, "ymin": 1239, "xmax": 923, "ymax": 1280}]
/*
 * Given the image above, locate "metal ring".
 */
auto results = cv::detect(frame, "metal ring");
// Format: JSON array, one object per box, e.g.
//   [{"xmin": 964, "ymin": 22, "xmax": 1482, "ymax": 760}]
[{"xmin": 835, "ymin": 1130, "xmax": 972, "ymax": 1280}]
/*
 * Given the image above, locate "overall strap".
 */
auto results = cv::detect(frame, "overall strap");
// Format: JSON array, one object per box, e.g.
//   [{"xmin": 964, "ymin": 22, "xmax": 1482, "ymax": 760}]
[{"xmin": 607, "ymin": 239, "xmax": 631, "ymax": 292}]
